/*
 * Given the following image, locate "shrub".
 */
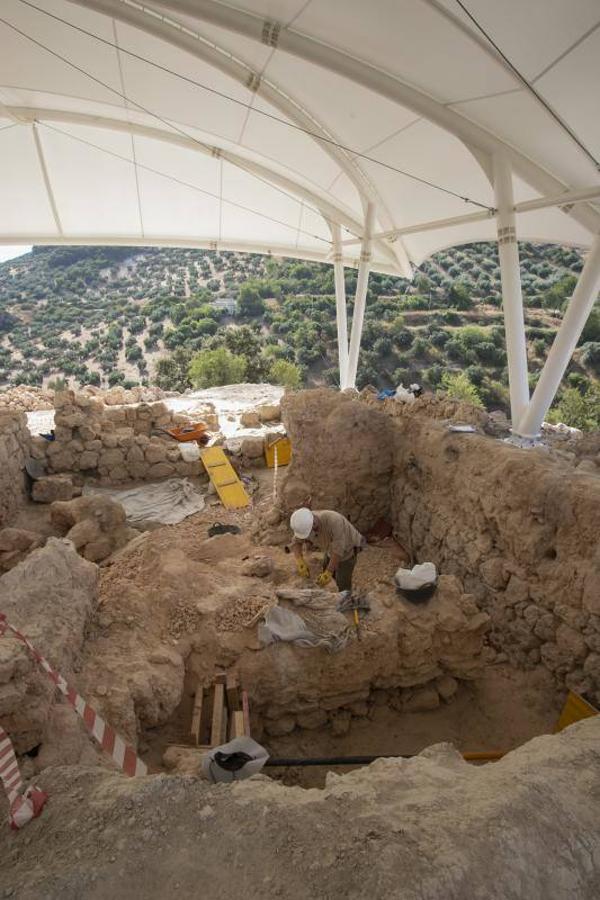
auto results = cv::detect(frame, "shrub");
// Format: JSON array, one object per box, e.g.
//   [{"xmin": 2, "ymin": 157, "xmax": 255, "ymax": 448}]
[
  {"xmin": 268, "ymin": 359, "xmax": 302, "ymax": 389},
  {"xmin": 547, "ymin": 385, "xmax": 600, "ymax": 430},
  {"xmin": 188, "ymin": 347, "xmax": 246, "ymax": 388},
  {"xmin": 580, "ymin": 309, "xmax": 600, "ymax": 344},
  {"xmin": 439, "ymin": 371, "xmax": 484, "ymax": 408}
]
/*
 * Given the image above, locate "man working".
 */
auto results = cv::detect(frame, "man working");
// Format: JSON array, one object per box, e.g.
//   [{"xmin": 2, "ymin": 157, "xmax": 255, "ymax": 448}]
[{"xmin": 290, "ymin": 507, "xmax": 366, "ymax": 592}]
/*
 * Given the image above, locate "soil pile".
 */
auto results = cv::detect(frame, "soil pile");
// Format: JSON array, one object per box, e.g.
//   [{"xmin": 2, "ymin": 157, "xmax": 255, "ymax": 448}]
[{"xmin": 1, "ymin": 718, "xmax": 598, "ymax": 899}]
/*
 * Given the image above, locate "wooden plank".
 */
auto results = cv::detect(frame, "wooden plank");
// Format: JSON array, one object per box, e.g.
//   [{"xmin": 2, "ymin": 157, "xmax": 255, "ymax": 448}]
[
  {"xmin": 190, "ymin": 683, "xmax": 204, "ymax": 747},
  {"xmin": 210, "ymin": 683, "xmax": 225, "ymax": 747},
  {"xmin": 200, "ymin": 447, "xmax": 250, "ymax": 509},
  {"xmin": 241, "ymin": 689, "xmax": 251, "ymax": 738},
  {"xmin": 226, "ymin": 672, "xmax": 240, "ymax": 711},
  {"xmin": 221, "ymin": 706, "xmax": 229, "ymax": 746},
  {"xmin": 230, "ymin": 710, "xmax": 245, "ymax": 740}
]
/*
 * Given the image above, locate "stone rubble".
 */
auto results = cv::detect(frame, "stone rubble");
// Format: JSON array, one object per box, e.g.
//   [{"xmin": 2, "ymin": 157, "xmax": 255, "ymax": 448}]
[
  {"xmin": 0, "ymin": 538, "xmax": 97, "ymax": 753},
  {"xmin": 50, "ymin": 495, "xmax": 139, "ymax": 563}
]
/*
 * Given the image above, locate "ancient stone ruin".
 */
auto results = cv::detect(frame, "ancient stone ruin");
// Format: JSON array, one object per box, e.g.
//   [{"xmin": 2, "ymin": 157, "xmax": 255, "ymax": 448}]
[{"xmin": 0, "ymin": 386, "xmax": 598, "ymax": 898}]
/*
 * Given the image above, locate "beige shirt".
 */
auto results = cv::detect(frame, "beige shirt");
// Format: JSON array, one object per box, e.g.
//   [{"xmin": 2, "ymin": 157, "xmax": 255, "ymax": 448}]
[{"xmin": 295, "ymin": 510, "xmax": 365, "ymax": 561}]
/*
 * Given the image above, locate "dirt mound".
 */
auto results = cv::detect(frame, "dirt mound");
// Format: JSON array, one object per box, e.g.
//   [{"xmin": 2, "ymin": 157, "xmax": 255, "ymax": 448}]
[{"xmin": 1, "ymin": 718, "xmax": 598, "ymax": 899}]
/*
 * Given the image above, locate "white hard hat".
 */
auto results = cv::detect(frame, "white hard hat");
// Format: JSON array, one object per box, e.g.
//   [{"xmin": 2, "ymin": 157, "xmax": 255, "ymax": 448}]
[{"xmin": 290, "ymin": 507, "xmax": 314, "ymax": 539}]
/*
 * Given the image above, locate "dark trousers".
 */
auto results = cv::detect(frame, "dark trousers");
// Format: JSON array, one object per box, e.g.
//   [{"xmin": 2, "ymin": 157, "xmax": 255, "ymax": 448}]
[{"xmin": 323, "ymin": 551, "xmax": 357, "ymax": 592}]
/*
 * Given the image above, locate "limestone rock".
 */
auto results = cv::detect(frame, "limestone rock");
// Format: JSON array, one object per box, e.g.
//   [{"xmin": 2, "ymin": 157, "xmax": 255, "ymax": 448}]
[
  {"xmin": 436, "ymin": 675, "xmax": 458, "ymax": 701},
  {"xmin": 79, "ymin": 450, "xmax": 99, "ymax": 470},
  {"xmin": 242, "ymin": 557, "xmax": 274, "ymax": 577},
  {"xmin": 0, "ymin": 528, "xmax": 44, "ymax": 573},
  {"xmin": 257, "ymin": 404, "xmax": 281, "ymax": 423},
  {"xmin": 0, "ymin": 538, "xmax": 97, "ymax": 752},
  {"xmin": 404, "ymin": 686, "xmax": 440, "ymax": 712},
  {"xmin": 148, "ymin": 462, "xmax": 176, "ymax": 479},
  {"xmin": 241, "ymin": 411, "xmax": 260, "ymax": 428},
  {"xmin": 241, "ymin": 436, "xmax": 264, "ymax": 459},
  {"xmin": 330, "ymin": 709, "xmax": 352, "ymax": 736},
  {"xmin": 265, "ymin": 715, "xmax": 296, "ymax": 736},
  {"xmin": 145, "ymin": 444, "xmax": 168, "ymax": 465},
  {"xmin": 32, "ymin": 474, "xmax": 76, "ymax": 503},
  {"xmin": 296, "ymin": 709, "xmax": 327, "ymax": 730}
]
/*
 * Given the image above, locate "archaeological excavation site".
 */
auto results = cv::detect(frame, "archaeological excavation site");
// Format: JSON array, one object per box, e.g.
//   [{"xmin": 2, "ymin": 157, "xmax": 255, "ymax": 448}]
[
  {"xmin": 0, "ymin": 383, "xmax": 598, "ymax": 898},
  {"xmin": 2, "ymin": 1, "xmax": 600, "ymax": 896}
]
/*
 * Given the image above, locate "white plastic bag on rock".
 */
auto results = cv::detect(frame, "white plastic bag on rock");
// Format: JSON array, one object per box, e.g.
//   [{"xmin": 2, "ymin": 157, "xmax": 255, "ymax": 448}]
[{"xmin": 394, "ymin": 562, "xmax": 437, "ymax": 590}]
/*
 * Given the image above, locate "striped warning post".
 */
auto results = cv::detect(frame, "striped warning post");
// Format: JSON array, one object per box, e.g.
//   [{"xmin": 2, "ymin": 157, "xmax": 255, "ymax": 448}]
[
  {"xmin": 0, "ymin": 726, "xmax": 48, "ymax": 830},
  {"xmin": 0, "ymin": 725, "xmax": 23, "ymax": 804},
  {"xmin": 0, "ymin": 613, "xmax": 147, "ymax": 778}
]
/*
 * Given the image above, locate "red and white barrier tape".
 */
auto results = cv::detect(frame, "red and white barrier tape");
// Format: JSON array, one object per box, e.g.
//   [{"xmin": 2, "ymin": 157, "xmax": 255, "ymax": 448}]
[
  {"xmin": 0, "ymin": 726, "xmax": 48, "ymax": 830},
  {"xmin": 0, "ymin": 613, "xmax": 147, "ymax": 784}
]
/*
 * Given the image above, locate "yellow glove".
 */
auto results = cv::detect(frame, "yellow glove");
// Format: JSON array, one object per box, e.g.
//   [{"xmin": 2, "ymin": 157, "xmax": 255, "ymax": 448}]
[
  {"xmin": 296, "ymin": 559, "xmax": 310, "ymax": 578},
  {"xmin": 316, "ymin": 569, "xmax": 332, "ymax": 587}
]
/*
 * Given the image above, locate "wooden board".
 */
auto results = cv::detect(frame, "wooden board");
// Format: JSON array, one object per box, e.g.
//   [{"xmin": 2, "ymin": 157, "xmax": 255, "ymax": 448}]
[
  {"xmin": 210, "ymin": 683, "xmax": 226, "ymax": 747},
  {"xmin": 242, "ymin": 689, "xmax": 251, "ymax": 738},
  {"xmin": 190, "ymin": 683, "xmax": 204, "ymax": 747},
  {"xmin": 226, "ymin": 672, "xmax": 240, "ymax": 711},
  {"xmin": 200, "ymin": 447, "xmax": 250, "ymax": 509},
  {"xmin": 229, "ymin": 710, "xmax": 245, "ymax": 740}
]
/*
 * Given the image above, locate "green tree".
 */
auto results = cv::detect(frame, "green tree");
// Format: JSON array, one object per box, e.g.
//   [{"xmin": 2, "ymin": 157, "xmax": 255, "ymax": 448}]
[
  {"xmin": 238, "ymin": 283, "xmax": 265, "ymax": 317},
  {"xmin": 155, "ymin": 348, "xmax": 193, "ymax": 392},
  {"xmin": 188, "ymin": 347, "xmax": 246, "ymax": 388},
  {"xmin": 269, "ymin": 359, "xmax": 302, "ymax": 389},
  {"xmin": 440, "ymin": 371, "xmax": 484, "ymax": 408},
  {"xmin": 108, "ymin": 370, "xmax": 125, "ymax": 387}
]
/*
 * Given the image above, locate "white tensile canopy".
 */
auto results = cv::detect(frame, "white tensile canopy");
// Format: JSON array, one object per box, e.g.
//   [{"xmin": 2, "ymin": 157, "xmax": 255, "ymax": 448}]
[{"xmin": 1, "ymin": 0, "xmax": 599, "ymax": 435}]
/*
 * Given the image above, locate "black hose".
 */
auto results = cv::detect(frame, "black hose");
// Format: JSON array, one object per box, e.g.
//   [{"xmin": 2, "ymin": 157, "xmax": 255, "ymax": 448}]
[{"xmin": 265, "ymin": 755, "xmax": 408, "ymax": 767}]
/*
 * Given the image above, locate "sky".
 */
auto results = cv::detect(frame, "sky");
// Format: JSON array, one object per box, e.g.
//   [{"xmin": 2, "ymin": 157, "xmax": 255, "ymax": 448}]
[{"xmin": 0, "ymin": 245, "xmax": 32, "ymax": 263}]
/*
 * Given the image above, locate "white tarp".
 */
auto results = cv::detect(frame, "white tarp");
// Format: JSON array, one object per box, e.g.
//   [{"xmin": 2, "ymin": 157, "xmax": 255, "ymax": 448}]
[{"xmin": 84, "ymin": 477, "xmax": 205, "ymax": 527}]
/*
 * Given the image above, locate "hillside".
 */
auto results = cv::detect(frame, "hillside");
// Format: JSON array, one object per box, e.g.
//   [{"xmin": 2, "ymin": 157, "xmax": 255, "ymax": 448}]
[{"xmin": 0, "ymin": 241, "xmax": 598, "ymax": 418}]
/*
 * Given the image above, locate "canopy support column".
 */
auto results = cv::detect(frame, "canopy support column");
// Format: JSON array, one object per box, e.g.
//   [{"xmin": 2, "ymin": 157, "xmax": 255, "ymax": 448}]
[
  {"xmin": 346, "ymin": 203, "xmax": 374, "ymax": 390},
  {"xmin": 331, "ymin": 223, "xmax": 349, "ymax": 389},
  {"xmin": 516, "ymin": 234, "xmax": 600, "ymax": 438},
  {"xmin": 493, "ymin": 154, "xmax": 529, "ymax": 429}
]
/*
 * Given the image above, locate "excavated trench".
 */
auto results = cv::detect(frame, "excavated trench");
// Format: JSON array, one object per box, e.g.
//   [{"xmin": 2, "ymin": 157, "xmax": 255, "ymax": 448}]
[
  {"xmin": 133, "ymin": 530, "xmax": 563, "ymax": 789},
  {"xmin": 3, "ymin": 388, "xmax": 597, "ymax": 795}
]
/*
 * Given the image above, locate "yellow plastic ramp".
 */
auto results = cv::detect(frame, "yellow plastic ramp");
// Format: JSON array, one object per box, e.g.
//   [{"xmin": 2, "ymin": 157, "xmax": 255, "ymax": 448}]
[{"xmin": 200, "ymin": 447, "xmax": 250, "ymax": 509}]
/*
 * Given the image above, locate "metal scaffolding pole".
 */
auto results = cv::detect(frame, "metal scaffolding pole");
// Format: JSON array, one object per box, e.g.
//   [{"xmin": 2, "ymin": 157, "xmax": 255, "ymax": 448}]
[
  {"xmin": 346, "ymin": 203, "xmax": 374, "ymax": 390},
  {"xmin": 331, "ymin": 223, "xmax": 349, "ymax": 389},
  {"xmin": 517, "ymin": 234, "xmax": 600, "ymax": 438},
  {"xmin": 493, "ymin": 154, "xmax": 530, "ymax": 430}
]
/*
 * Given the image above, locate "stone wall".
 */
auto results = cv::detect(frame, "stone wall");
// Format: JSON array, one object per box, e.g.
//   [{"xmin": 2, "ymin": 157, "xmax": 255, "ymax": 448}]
[
  {"xmin": 30, "ymin": 390, "xmax": 216, "ymax": 483},
  {"xmin": 391, "ymin": 413, "xmax": 600, "ymax": 705},
  {"xmin": 0, "ymin": 410, "xmax": 31, "ymax": 526},
  {"xmin": 279, "ymin": 390, "xmax": 600, "ymax": 704},
  {"xmin": 280, "ymin": 389, "xmax": 394, "ymax": 532}
]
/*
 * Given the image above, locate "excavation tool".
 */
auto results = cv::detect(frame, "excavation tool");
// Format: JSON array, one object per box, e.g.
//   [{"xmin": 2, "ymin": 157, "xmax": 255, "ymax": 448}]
[
  {"xmin": 200, "ymin": 447, "xmax": 250, "ymax": 509},
  {"xmin": 155, "ymin": 422, "xmax": 210, "ymax": 444},
  {"xmin": 336, "ymin": 592, "xmax": 370, "ymax": 640}
]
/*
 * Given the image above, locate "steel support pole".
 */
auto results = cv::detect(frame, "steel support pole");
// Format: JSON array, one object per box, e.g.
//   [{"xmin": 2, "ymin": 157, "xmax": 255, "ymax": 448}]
[
  {"xmin": 331, "ymin": 223, "xmax": 349, "ymax": 389},
  {"xmin": 493, "ymin": 154, "xmax": 530, "ymax": 429},
  {"xmin": 346, "ymin": 203, "xmax": 374, "ymax": 390},
  {"xmin": 517, "ymin": 233, "xmax": 600, "ymax": 438}
]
